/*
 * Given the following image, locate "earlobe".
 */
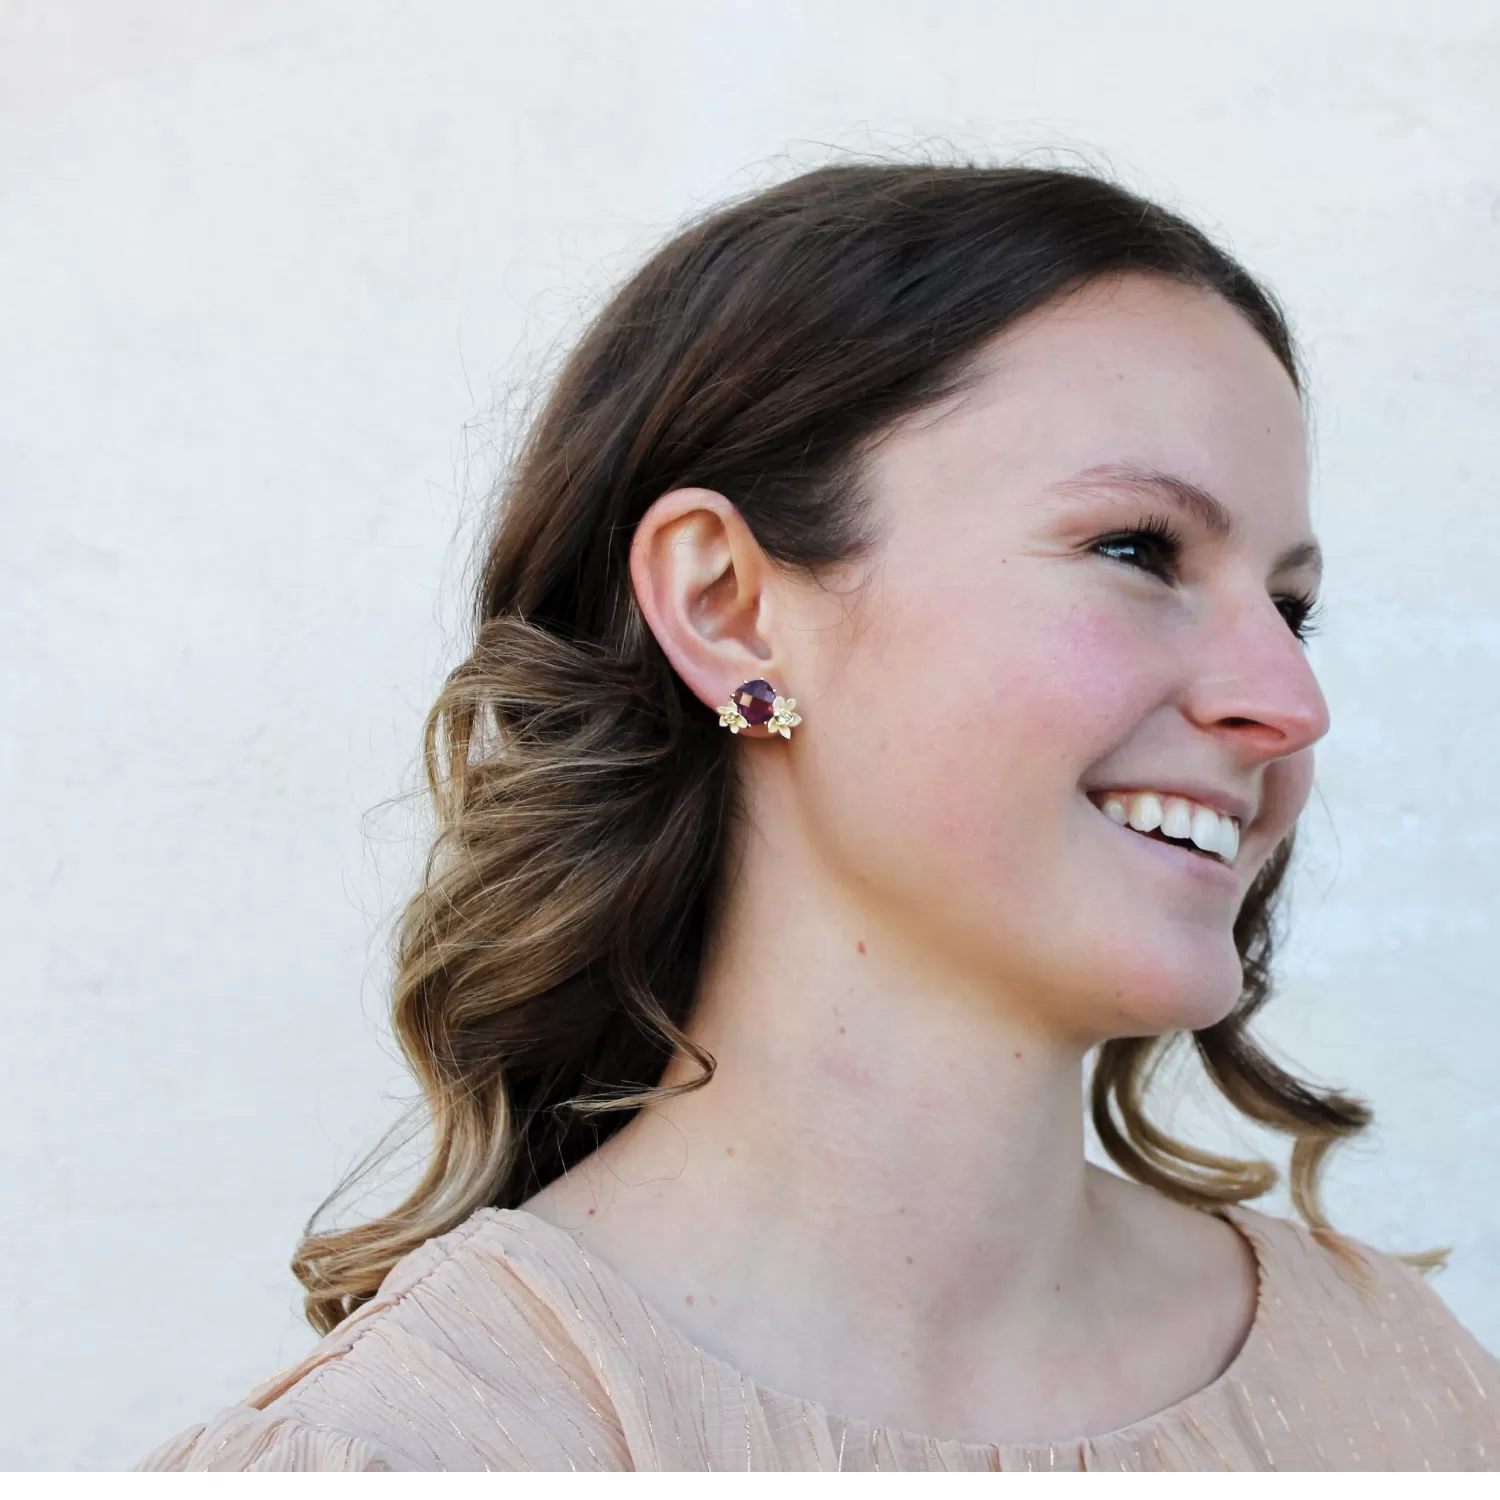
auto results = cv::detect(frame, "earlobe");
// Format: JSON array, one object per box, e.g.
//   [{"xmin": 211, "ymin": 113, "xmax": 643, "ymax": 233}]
[{"xmin": 630, "ymin": 489, "xmax": 777, "ymax": 714}]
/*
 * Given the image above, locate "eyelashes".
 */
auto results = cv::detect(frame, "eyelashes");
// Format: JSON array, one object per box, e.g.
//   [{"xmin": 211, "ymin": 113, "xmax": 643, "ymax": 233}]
[
  {"xmin": 1278, "ymin": 594, "xmax": 1323, "ymax": 643},
  {"xmin": 1090, "ymin": 514, "xmax": 1324, "ymax": 644}
]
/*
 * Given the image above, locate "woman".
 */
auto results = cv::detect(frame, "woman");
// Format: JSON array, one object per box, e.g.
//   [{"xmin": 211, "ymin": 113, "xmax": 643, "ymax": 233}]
[{"xmin": 140, "ymin": 162, "xmax": 1500, "ymax": 1471}]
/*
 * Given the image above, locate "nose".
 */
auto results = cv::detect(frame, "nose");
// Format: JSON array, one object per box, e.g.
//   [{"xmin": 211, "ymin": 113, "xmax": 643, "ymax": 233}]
[{"xmin": 1184, "ymin": 592, "xmax": 1331, "ymax": 757}]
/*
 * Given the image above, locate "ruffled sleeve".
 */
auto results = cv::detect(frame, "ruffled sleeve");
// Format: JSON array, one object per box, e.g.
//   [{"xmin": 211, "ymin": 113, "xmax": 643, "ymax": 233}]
[
  {"xmin": 131, "ymin": 1230, "xmax": 459, "ymax": 1472},
  {"xmin": 136, "ymin": 1403, "xmax": 390, "ymax": 1471},
  {"xmin": 130, "ymin": 1211, "xmax": 629, "ymax": 1471}
]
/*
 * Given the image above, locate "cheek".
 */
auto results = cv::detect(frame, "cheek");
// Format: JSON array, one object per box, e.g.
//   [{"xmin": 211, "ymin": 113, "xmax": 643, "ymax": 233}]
[
  {"xmin": 910, "ymin": 599, "xmax": 1154, "ymax": 776},
  {"xmin": 1006, "ymin": 604, "xmax": 1161, "ymax": 742},
  {"xmin": 795, "ymin": 585, "xmax": 1247, "ymax": 1028},
  {"xmin": 805, "ymin": 595, "xmax": 1154, "ymax": 892}
]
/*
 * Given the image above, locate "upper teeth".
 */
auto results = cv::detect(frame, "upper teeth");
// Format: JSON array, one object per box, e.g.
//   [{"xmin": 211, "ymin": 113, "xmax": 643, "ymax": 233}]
[{"xmin": 1097, "ymin": 791, "xmax": 1240, "ymax": 863}]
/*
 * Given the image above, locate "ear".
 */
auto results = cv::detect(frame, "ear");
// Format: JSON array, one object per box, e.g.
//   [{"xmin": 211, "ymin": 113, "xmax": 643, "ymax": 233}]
[{"xmin": 630, "ymin": 488, "xmax": 779, "ymax": 723}]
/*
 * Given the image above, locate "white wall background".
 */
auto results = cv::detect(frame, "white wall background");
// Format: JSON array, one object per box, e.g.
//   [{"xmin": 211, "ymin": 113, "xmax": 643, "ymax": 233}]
[{"xmin": 2, "ymin": 0, "xmax": 1496, "ymax": 1471}]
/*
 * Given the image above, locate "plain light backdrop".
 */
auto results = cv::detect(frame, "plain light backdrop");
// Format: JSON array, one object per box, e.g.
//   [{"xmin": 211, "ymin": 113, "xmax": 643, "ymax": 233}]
[{"xmin": 2, "ymin": 0, "xmax": 1496, "ymax": 1471}]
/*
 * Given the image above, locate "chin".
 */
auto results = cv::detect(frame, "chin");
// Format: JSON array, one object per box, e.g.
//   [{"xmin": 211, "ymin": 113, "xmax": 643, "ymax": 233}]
[{"xmin": 1075, "ymin": 930, "xmax": 1247, "ymax": 1042}]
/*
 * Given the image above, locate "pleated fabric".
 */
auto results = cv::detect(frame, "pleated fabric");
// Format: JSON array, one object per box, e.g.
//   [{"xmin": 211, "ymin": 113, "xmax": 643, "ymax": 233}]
[{"xmin": 137, "ymin": 1203, "xmax": 1500, "ymax": 1471}]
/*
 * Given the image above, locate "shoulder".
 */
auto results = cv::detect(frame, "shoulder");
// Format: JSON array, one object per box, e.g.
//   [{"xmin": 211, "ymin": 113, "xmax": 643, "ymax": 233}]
[
  {"xmin": 1224, "ymin": 1204, "xmax": 1500, "ymax": 1439},
  {"xmin": 1226, "ymin": 1201, "xmax": 1475, "ymax": 1332},
  {"xmin": 136, "ymin": 1210, "xmax": 631, "ymax": 1472}
]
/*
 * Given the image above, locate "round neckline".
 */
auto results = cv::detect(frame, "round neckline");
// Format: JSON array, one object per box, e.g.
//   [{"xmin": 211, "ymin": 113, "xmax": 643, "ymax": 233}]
[{"xmin": 489, "ymin": 1201, "xmax": 1273, "ymax": 1458}]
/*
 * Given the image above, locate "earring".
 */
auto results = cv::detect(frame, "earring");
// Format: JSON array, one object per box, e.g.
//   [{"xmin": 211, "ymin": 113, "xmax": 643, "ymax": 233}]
[{"xmin": 716, "ymin": 678, "xmax": 802, "ymax": 739}]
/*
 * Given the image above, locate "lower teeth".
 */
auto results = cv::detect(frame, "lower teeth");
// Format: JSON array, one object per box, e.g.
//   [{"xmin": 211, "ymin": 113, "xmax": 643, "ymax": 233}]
[{"xmin": 1132, "ymin": 826, "xmax": 1220, "ymax": 862}]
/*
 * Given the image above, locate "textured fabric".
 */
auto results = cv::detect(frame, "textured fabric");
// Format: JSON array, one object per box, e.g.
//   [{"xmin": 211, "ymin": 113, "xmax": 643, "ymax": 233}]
[{"xmin": 137, "ymin": 1204, "xmax": 1500, "ymax": 1471}]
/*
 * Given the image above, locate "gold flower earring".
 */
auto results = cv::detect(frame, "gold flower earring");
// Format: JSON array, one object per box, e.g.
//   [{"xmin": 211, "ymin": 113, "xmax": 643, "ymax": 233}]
[{"xmin": 716, "ymin": 679, "xmax": 802, "ymax": 739}]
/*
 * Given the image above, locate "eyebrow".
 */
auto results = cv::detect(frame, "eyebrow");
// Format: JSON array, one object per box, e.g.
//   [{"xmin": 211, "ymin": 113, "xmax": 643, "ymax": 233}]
[{"xmin": 1049, "ymin": 462, "xmax": 1323, "ymax": 580}]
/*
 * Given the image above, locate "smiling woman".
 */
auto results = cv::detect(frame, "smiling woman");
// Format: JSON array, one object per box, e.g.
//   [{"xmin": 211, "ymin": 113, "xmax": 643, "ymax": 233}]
[{"xmin": 139, "ymin": 162, "xmax": 1500, "ymax": 1471}]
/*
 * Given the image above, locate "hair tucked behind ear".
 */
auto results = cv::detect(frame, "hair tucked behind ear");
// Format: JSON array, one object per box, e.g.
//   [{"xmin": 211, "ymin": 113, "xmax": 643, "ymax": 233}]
[{"xmin": 294, "ymin": 159, "xmax": 1401, "ymax": 1335}]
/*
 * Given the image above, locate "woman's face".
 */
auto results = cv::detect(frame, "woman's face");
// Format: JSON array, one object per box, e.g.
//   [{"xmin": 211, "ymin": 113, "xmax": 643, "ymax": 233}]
[{"xmin": 793, "ymin": 273, "xmax": 1328, "ymax": 1042}]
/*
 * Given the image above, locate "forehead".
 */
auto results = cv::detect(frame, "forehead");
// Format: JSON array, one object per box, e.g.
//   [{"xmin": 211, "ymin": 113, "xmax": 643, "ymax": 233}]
[{"xmin": 874, "ymin": 273, "xmax": 1310, "ymax": 538}]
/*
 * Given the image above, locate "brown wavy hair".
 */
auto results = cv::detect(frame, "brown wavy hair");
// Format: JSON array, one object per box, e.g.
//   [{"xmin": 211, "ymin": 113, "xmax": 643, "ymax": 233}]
[{"xmin": 294, "ymin": 161, "xmax": 1394, "ymax": 1335}]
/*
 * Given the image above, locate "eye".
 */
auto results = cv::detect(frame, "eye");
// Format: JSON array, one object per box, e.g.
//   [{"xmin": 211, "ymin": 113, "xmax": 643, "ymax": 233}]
[
  {"xmin": 1091, "ymin": 516, "xmax": 1182, "ymax": 582},
  {"xmin": 1276, "ymin": 593, "xmax": 1324, "ymax": 645},
  {"xmin": 1093, "ymin": 518, "xmax": 1325, "ymax": 646}
]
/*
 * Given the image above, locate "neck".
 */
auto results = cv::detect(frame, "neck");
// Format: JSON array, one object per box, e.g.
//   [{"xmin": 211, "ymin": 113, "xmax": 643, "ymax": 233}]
[
  {"xmin": 529, "ymin": 798, "xmax": 1112, "ymax": 1392},
  {"xmin": 523, "ymin": 779, "xmax": 1258, "ymax": 1444},
  {"xmin": 659, "ymin": 881, "xmax": 1096, "ymax": 1297}
]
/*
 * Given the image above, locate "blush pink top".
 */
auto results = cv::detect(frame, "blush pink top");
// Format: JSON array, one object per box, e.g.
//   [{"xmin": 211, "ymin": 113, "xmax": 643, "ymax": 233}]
[{"xmin": 137, "ymin": 1204, "xmax": 1500, "ymax": 1471}]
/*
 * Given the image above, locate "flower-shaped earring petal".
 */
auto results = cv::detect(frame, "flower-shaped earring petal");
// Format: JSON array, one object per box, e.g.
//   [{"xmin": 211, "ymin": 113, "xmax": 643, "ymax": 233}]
[
  {"xmin": 767, "ymin": 696, "xmax": 801, "ymax": 739},
  {"xmin": 717, "ymin": 703, "xmax": 750, "ymax": 733}
]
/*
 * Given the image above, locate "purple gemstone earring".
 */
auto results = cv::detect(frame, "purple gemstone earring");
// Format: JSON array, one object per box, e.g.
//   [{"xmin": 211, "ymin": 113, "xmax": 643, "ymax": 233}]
[{"xmin": 716, "ymin": 678, "xmax": 802, "ymax": 739}]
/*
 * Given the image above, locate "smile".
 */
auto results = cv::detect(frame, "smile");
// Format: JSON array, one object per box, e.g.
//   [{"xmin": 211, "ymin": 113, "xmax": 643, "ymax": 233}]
[{"xmin": 1090, "ymin": 790, "xmax": 1240, "ymax": 866}]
